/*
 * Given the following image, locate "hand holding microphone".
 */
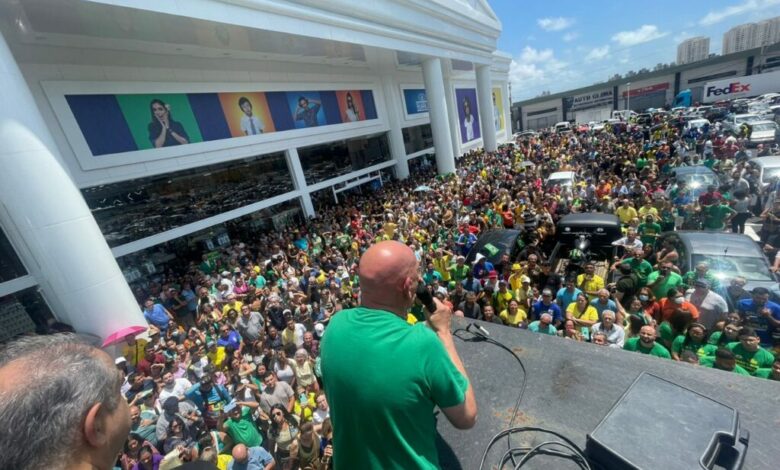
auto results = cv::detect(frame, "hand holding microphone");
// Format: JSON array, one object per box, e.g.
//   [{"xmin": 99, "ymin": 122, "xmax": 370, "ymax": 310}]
[{"xmin": 416, "ymin": 283, "xmax": 452, "ymax": 334}]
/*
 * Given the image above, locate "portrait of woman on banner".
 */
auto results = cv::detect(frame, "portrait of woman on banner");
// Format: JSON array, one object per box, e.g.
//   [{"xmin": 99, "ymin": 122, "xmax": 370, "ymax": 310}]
[{"xmin": 148, "ymin": 98, "xmax": 189, "ymax": 148}]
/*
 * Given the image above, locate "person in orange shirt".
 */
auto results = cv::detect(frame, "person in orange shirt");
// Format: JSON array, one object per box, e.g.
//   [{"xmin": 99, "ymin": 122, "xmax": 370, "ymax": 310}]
[
  {"xmin": 658, "ymin": 288, "xmax": 699, "ymax": 322},
  {"xmin": 595, "ymin": 179, "xmax": 612, "ymax": 199}
]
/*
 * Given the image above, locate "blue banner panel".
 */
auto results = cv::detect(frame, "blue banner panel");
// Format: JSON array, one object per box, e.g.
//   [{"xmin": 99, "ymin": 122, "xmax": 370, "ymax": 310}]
[
  {"xmin": 65, "ymin": 95, "xmax": 137, "ymax": 156},
  {"xmin": 403, "ymin": 89, "xmax": 428, "ymax": 116},
  {"xmin": 362, "ymin": 90, "xmax": 378, "ymax": 120},
  {"xmin": 266, "ymin": 92, "xmax": 295, "ymax": 131},
  {"xmin": 187, "ymin": 93, "xmax": 232, "ymax": 142},
  {"xmin": 319, "ymin": 91, "xmax": 342, "ymax": 125}
]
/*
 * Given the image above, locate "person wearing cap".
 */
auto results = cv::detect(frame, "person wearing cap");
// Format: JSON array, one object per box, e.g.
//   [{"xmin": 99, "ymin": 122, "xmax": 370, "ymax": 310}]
[
  {"xmin": 507, "ymin": 263, "xmax": 525, "ymax": 291},
  {"xmin": 685, "ymin": 279, "xmax": 728, "ymax": 331},
  {"xmin": 223, "ymin": 400, "xmax": 264, "ymax": 448},
  {"xmin": 471, "ymin": 254, "xmax": 494, "ymax": 280},
  {"xmin": 727, "ymin": 327, "xmax": 776, "ymax": 375},
  {"xmin": 531, "ymin": 289, "xmax": 563, "ymax": 326},
  {"xmin": 515, "ymin": 275, "xmax": 534, "ymax": 311},
  {"xmin": 449, "ymin": 255, "xmax": 470, "ymax": 283}
]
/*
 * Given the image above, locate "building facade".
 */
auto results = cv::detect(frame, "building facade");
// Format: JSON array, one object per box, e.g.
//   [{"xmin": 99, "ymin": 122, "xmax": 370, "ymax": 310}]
[
  {"xmin": 512, "ymin": 42, "xmax": 780, "ymax": 131},
  {"xmin": 0, "ymin": 0, "xmax": 511, "ymax": 341},
  {"xmin": 677, "ymin": 37, "xmax": 710, "ymax": 65},
  {"xmin": 723, "ymin": 17, "xmax": 780, "ymax": 54}
]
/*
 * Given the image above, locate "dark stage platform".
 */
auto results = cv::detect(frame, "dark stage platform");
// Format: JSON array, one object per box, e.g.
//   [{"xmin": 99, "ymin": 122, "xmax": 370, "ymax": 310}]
[{"xmin": 436, "ymin": 317, "xmax": 779, "ymax": 469}]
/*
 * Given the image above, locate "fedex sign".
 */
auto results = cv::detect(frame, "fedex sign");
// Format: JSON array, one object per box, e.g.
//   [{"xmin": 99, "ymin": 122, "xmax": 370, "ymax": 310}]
[
  {"xmin": 705, "ymin": 82, "xmax": 750, "ymax": 98},
  {"xmin": 701, "ymin": 71, "xmax": 780, "ymax": 103}
]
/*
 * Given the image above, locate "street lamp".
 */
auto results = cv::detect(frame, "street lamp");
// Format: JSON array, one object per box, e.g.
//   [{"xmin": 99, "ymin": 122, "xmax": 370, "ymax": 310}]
[{"xmin": 626, "ymin": 82, "xmax": 631, "ymax": 113}]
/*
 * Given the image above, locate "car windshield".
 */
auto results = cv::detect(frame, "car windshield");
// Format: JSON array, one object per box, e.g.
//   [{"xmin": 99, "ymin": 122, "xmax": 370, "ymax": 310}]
[
  {"xmin": 691, "ymin": 254, "xmax": 773, "ymax": 282},
  {"xmin": 752, "ymin": 123, "xmax": 777, "ymax": 132},
  {"xmin": 762, "ymin": 167, "xmax": 780, "ymax": 183}
]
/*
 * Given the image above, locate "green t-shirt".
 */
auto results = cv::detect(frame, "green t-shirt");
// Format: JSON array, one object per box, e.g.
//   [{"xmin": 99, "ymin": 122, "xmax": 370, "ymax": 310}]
[
  {"xmin": 727, "ymin": 342, "xmax": 776, "ymax": 375},
  {"xmin": 698, "ymin": 356, "xmax": 751, "ymax": 375},
  {"xmin": 702, "ymin": 204, "xmax": 734, "ymax": 230},
  {"xmin": 637, "ymin": 222, "xmax": 661, "ymax": 246},
  {"xmin": 754, "ymin": 368, "xmax": 780, "ymax": 380},
  {"xmin": 646, "ymin": 271, "xmax": 683, "ymax": 300},
  {"xmin": 623, "ymin": 337, "xmax": 671, "ymax": 359},
  {"xmin": 224, "ymin": 407, "xmax": 263, "ymax": 447},
  {"xmin": 671, "ymin": 336, "xmax": 708, "ymax": 357},
  {"xmin": 320, "ymin": 307, "xmax": 468, "ymax": 470},
  {"xmin": 658, "ymin": 322, "xmax": 678, "ymax": 346},
  {"xmin": 623, "ymin": 257, "xmax": 654, "ymax": 286}
]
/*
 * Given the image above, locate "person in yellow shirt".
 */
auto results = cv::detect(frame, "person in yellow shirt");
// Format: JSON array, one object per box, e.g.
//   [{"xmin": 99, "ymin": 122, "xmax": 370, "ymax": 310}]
[
  {"xmin": 431, "ymin": 248, "xmax": 453, "ymax": 282},
  {"xmin": 493, "ymin": 281, "xmax": 515, "ymax": 313},
  {"xmin": 614, "ymin": 199, "xmax": 638, "ymax": 225},
  {"xmin": 206, "ymin": 341, "xmax": 227, "ymax": 370},
  {"xmin": 637, "ymin": 200, "xmax": 659, "ymax": 221},
  {"xmin": 565, "ymin": 293, "xmax": 599, "ymax": 330},
  {"xmin": 222, "ymin": 294, "xmax": 244, "ymax": 316},
  {"xmin": 122, "ymin": 334, "xmax": 148, "ymax": 368},
  {"xmin": 515, "ymin": 275, "xmax": 534, "ymax": 311},
  {"xmin": 508, "ymin": 263, "xmax": 525, "ymax": 291},
  {"xmin": 499, "ymin": 300, "xmax": 528, "ymax": 327},
  {"xmin": 576, "ymin": 262, "xmax": 605, "ymax": 302}
]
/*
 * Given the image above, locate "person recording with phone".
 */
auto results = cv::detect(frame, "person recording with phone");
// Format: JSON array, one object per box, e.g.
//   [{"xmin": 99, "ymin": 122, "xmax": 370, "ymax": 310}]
[{"xmin": 320, "ymin": 240, "xmax": 477, "ymax": 469}]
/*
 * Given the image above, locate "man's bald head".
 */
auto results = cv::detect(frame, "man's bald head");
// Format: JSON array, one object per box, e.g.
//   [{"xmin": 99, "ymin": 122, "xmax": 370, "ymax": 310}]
[
  {"xmin": 232, "ymin": 443, "xmax": 249, "ymax": 462},
  {"xmin": 358, "ymin": 241, "xmax": 419, "ymax": 316}
]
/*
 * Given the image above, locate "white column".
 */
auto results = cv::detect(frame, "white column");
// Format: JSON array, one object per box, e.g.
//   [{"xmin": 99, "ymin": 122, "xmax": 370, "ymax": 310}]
[
  {"xmin": 286, "ymin": 148, "xmax": 315, "ymax": 218},
  {"xmin": 422, "ymin": 57, "xmax": 456, "ymax": 175},
  {"xmin": 502, "ymin": 82, "xmax": 512, "ymax": 143},
  {"xmin": 0, "ymin": 31, "xmax": 145, "ymax": 340},
  {"xmin": 476, "ymin": 64, "xmax": 497, "ymax": 152},
  {"xmin": 380, "ymin": 74, "xmax": 410, "ymax": 180}
]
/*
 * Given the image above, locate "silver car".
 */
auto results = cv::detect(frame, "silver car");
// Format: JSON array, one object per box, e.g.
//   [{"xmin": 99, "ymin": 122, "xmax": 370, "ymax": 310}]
[{"xmin": 746, "ymin": 120, "xmax": 779, "ymax": 147}]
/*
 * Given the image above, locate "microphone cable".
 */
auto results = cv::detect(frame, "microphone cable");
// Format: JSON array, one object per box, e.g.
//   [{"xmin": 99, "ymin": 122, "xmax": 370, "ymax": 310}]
[{"xmin": 455, "ymin": 323, "xmax": 594, "ymax": 469}]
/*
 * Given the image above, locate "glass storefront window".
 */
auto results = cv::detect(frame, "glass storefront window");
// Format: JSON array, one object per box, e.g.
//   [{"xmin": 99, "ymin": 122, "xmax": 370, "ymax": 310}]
[
  {"xmin": 402, "ymin": 123, "xmax": 433, "ymax": 155},
  {"xmin": 0, "ymin": 287, "xmax": 55, "ymax": 342},
  {"xmin": 116, "ymin": 199, "xmax": 303, "ymax": 291},
  {"xmin": 82, "ymin": 152, "xmax": 293, "ymax": 247},
  {"xmin": 298, "ymin": 133, "xmax": 391, "ymax": 185},
  {"xmin": 0, "ymin": 227, "xmax": 27, "ymax": 283}
]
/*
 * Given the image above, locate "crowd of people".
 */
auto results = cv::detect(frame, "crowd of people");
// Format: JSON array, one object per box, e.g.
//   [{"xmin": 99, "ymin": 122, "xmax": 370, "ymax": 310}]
[{"xmin": 116, "ymin": 116, "xmax": 780, "ymax": 469}]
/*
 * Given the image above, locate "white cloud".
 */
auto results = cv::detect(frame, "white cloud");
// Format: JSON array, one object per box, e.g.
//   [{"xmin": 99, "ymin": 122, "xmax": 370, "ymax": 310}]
[
  {"xmin": 674, "ymin": 31, "xmax": 691, "ymax": 43},
  {"xmin": 585, "ymin": 45, "xmax": 610, "ymax": 62},
  {"xmin": 509, "ymin": 47, "xmax": 570, "ymax": 99},
  {"xmin": 562, "ymin": 31, "xmax": 579, "ymax": 42},
  {"xmin": 537, "ymin": 17, "xmax": 575, "ymax": 31},
  {"xmin": 700, "ymin": 0, "xmax": 780, "ymax": 26},
  {"xmin": 611, "ymin": 25, "xmax": 668, "ymax": 46}
]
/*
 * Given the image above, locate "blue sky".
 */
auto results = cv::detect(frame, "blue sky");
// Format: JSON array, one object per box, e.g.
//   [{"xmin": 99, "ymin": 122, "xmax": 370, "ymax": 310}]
[{"xmin": 491, "ymin": 0, "xmax": 780, "ymax": 101}]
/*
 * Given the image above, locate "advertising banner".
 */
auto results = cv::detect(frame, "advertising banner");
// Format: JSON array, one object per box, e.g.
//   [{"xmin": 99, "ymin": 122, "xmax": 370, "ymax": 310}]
[
  {"xmin": 455, "ymin": 88, "xmax": 481, "ymax": 144},
  {"xmin": 492, "ymin": 87, "xmax": 504, "ymax": 131},
  {"xmin": 403, "ymin": 88, "xmax": 428, "ymax": 116},
  {"xmin": 566, "ymin": 89, "xmax": 613, "ymax": 111},
  {"xmin": 65, "ymin": 88, "xmax": 378, "ymax": 157}
]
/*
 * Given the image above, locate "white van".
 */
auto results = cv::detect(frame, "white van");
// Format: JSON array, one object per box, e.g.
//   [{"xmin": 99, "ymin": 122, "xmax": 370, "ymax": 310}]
[{"xmin": 554, "ymin": 121, "xmax": 572, "ymax": 133}]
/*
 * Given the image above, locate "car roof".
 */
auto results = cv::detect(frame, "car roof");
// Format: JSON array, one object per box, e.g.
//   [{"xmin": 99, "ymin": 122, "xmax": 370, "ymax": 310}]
[
  {"xmin": 548, "ymin": 171, "xmax": 575, "ymax": 178},
  {"xmin": 750, "ymin": 156, "xmax": 780, "ymax": 168},
  {"xmin": 558, "ymin": 213, "xmax": 620, "ymax": 227},
  {"xmin": 748, "ymin": 120, "xmax": 777, "ymax": 125},
  {"xmin": 672, "ymin": 165, "xmax": 716, "ymax": 176},
  {"xmin": 667, "ymin": 231, "xmax": 763, "ymax": 257}
]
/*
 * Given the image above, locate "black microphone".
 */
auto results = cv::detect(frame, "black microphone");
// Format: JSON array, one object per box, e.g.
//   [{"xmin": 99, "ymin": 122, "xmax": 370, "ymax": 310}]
[{"xmin": 416, "ymin": 283, "xmax": 437, "ymax": 313}]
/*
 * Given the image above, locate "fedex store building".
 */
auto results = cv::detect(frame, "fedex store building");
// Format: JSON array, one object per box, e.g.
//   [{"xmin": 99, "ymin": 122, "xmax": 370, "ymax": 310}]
[{"xmin": 0, "ymin": 0, "xmax": 511, "ymax": 340}]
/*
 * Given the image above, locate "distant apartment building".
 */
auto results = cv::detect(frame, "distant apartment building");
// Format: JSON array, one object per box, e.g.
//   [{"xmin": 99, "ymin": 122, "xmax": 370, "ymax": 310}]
[
  {"xmin": 723, "ymin": 17, "xmax": 780, "ymax": 54},
  {"xmin": 677, "ymin": 36, "xmax": 710, "ymax": 64}
]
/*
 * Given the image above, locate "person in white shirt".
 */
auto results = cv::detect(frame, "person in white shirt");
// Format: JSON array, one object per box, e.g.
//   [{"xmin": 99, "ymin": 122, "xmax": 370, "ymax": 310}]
[
  {"xmin": 238, "ymin": 96, "xmax": 264, "ymax": 135},
  {"xmin": 590, "ymin": 310, "xmax": 625, "ymax": 348},
  {"xmin": 462, "ymin": 97, "xmax": 476, "ymax": 141},
  {"xmin": 157, "ymin": 370, "xmax": 193, "ymax": 406},
  {"xmin": 312, "ymin": 392, "xmax": 330, "ymax": 433}
]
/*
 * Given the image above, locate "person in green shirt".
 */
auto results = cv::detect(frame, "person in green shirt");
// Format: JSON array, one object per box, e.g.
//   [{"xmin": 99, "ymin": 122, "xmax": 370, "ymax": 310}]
[
  {"xmin": 702, "ymin": 201, "xmax": 736, "ymax": 231},
  {"xmin": 623, "ymin": 325, "xmax": 672, "ymax": 359},
  {"xmin": 671, "ymin": 322, "xmax": 708, "ymax": 361},
  {"xmin": 223, "ymin": 401, "xmax": 264, "ymax": 448},
  {"xmin": 645, "ymin": 262, "xmax": 684, "ymax": 300},
  {"xmin": 681, "ymin": 262, "xmax": 720, "ymax": 291},
  {"xmin": 699, "ymin": 348, "xmax": 751, "ymax": 376},
  {"xmin": 637, "ymin": 216, "xmax": 661, "ymax": 247},
  {"xmin": 727, "ymin": 328, "xmax": 776, "ymax": 375},
  {"xmin": 449, "ymin": 256, "xmax": 471, "ymax": 283},
  {"xmin": 612, "ymin": 248, "xmax": 653, "ymax": 287},
  {"xmin": 754, "ymin": 356, "xmax": 780, "ymax": 380},
  {"xmin": 320, "ymin": 241, "xmax": 476, "ymax": 470}
]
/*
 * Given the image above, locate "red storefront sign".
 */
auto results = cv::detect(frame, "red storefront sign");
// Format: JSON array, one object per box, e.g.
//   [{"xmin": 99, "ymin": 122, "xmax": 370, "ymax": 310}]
[{"xmin": 622, "ymin": 82, "xmax": 670, "ymax": 98}]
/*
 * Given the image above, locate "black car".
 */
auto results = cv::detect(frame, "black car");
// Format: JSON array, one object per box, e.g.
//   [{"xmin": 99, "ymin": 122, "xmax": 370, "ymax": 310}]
[
  {"xmin": 549, "ymin": 213, "xmax": 622, "ymax": 280},
  {"xmin": 465, "ymin": 229, "xmax": 523, "ymax": 266},
  {"xmin": 705, "ymin": 107, "xmax": 729, "ymax": 123}
]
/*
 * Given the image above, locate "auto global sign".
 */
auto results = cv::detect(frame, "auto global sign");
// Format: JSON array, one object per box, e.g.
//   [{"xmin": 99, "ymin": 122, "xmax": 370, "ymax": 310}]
[
  {"xmin": 566, "ymin": 89, "xmax": 613, "ymax": 111},
  {"xmin": 705, "ymin": 82, "xmax": 751, "ymax": 98}
]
